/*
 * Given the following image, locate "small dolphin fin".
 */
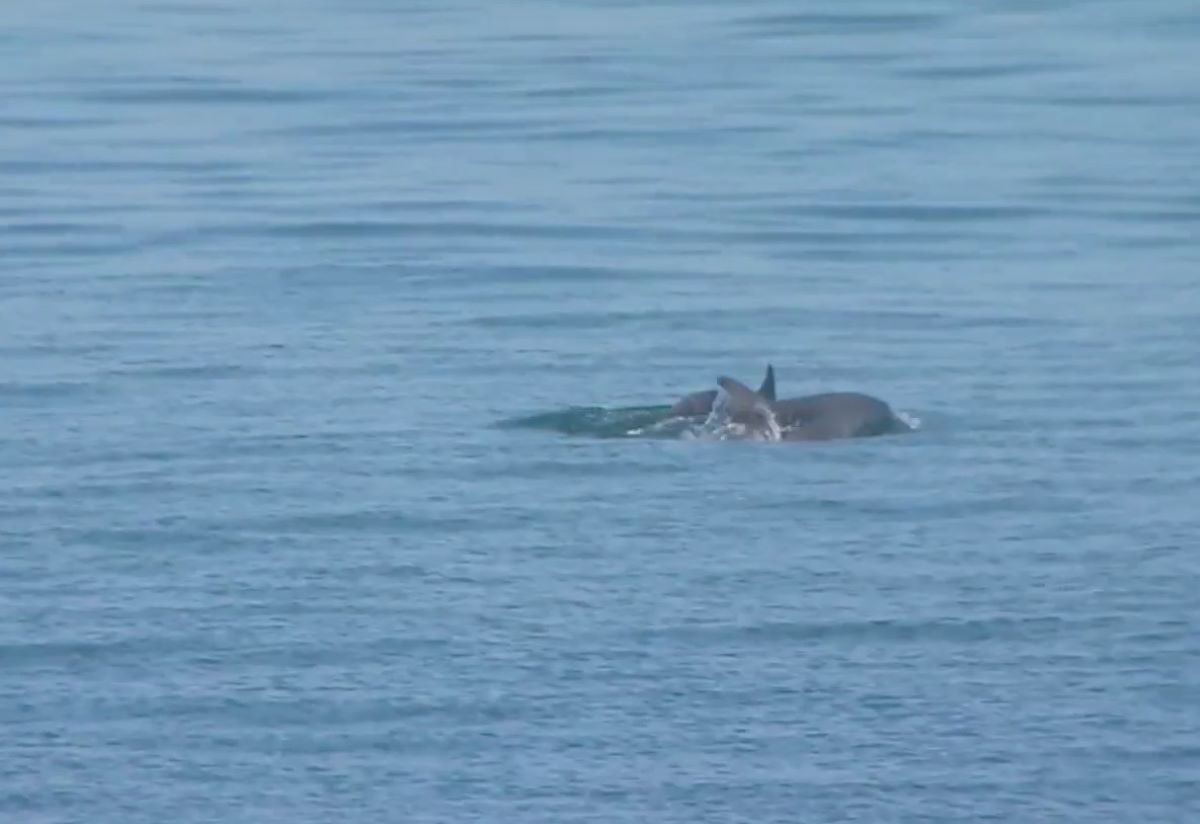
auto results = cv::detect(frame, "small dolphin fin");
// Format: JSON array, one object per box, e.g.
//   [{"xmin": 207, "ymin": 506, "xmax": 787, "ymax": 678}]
[
  {"xmin": 717, "ymin": 376, "xmax": 772, "ymax": 416},
  {"xmin": 714, "ymin": 376, "xmax": 782, "ymax": 439},
  {"xmin": 758, "ymin": 364, "xmax": 776, "ymax": 402}
]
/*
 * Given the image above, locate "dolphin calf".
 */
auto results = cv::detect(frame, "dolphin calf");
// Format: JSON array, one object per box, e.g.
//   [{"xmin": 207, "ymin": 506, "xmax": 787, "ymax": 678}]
[
  {"xmin": 670, "ymin": 364, "xmax": 775, "ymax": 418},
  {"xmin": 708, "ymin": 376, "xmax": 783, "ymax": 441}
]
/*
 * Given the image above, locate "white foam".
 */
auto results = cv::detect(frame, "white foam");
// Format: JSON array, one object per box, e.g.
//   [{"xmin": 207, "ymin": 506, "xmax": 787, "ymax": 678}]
[
  {"xmin": 897, "ymin": 410, "xmax": 922, "ymax": 431},
  {"xmin": 697, "ymin": 387, "xmax": 782, "ymax": 442}
]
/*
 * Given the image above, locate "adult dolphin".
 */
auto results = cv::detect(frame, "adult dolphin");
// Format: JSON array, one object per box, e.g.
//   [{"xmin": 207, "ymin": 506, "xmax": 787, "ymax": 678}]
[
  {"xmin": 670, "ymin": 365, "xmax": 775, "ymax": 418},
  {"xmin": 710, "ymin": 373, "xmax": 910, "ymax": 442},
  {"xmin": 771, "ymin": 391, "xmax": 911, "ymax": 440}
]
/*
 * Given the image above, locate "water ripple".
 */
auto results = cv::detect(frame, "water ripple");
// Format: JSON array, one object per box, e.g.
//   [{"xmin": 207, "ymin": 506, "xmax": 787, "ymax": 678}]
[{"xmin": 2, "ymin": 0, "xmax": 1198, "ymax": 821}]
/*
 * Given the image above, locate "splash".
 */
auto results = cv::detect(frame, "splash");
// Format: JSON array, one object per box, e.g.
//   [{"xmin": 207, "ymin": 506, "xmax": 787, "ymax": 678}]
[{"xmin": 694, "ymin": 386, "xmax": 782, "ymax": 442}]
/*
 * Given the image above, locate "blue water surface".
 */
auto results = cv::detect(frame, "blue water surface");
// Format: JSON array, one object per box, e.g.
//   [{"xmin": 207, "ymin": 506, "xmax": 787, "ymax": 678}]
[{"xmin": 3, "ymin": 1, "xmax": 1199, "ymax": 822}]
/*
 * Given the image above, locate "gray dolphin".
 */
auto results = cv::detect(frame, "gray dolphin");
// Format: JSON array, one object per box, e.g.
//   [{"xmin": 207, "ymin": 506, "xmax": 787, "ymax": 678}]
[
  {"xmin": 772, "ymin": 391, "xmax": 910, "ymax": 441},
  {"xmin": 701, "ymin": 368, "xmax": 910, "ymax": 442},
  {"xmin": 670, "ymin": 364, "xmax": 775, "ymax": 418}
]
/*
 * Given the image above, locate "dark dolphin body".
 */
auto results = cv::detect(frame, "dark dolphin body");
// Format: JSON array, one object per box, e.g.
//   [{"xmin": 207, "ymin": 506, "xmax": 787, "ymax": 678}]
[
  {"xmin": 670, "ymin": 365, "xmax": 775, "ymax": 418},
  {"xmin": 771, "ymin": 392, "xmax": 910, "ymax": 441}
]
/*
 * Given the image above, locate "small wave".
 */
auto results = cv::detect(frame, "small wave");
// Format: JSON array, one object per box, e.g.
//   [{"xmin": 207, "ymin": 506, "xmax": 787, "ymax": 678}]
[{"xmin": 624, "ymin": 415, "xmax": 695, "ymax": 439}]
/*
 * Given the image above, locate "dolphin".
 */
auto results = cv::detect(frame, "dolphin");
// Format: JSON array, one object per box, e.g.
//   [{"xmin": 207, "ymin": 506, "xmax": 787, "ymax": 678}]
[
  {"xmin": 670, "ymin": 364, "xmax": 775, "ymax": 418},
  {"xmin": 698, "ymin": 369, "xmax": 910, "ymax": 442},
  {"xmin": 771, "ymin": 391, "xmax": 910, "ymax": 441}
]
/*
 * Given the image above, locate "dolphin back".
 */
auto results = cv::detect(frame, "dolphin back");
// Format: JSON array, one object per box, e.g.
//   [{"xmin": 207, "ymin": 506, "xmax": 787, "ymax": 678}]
[
  {"xmin": 669, "ymin": 389, "xmax": 718, "ymax": 417},
  {"xmin": 775, "ymin": 391, "xmax": 907, "ymax": 440}
]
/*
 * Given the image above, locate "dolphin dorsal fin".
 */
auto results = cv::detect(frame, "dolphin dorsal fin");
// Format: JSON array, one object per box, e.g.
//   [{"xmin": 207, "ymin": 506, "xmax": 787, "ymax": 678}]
[{"xmin": 758, "ymin": 364, "xmax": 776, "ymax": 402}]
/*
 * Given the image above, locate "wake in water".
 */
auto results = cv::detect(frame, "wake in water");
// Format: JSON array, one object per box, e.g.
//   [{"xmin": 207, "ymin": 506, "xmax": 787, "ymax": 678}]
[{"xmin": 499, "ymin": 405, "xmax": 684, "ymax": 439}]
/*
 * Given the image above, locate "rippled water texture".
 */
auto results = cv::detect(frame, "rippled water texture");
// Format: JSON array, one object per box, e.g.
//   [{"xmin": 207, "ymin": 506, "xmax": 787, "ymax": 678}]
[{"xmin": 3, "ymin": 1, "xmax": 1199, "ymax": 822}]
